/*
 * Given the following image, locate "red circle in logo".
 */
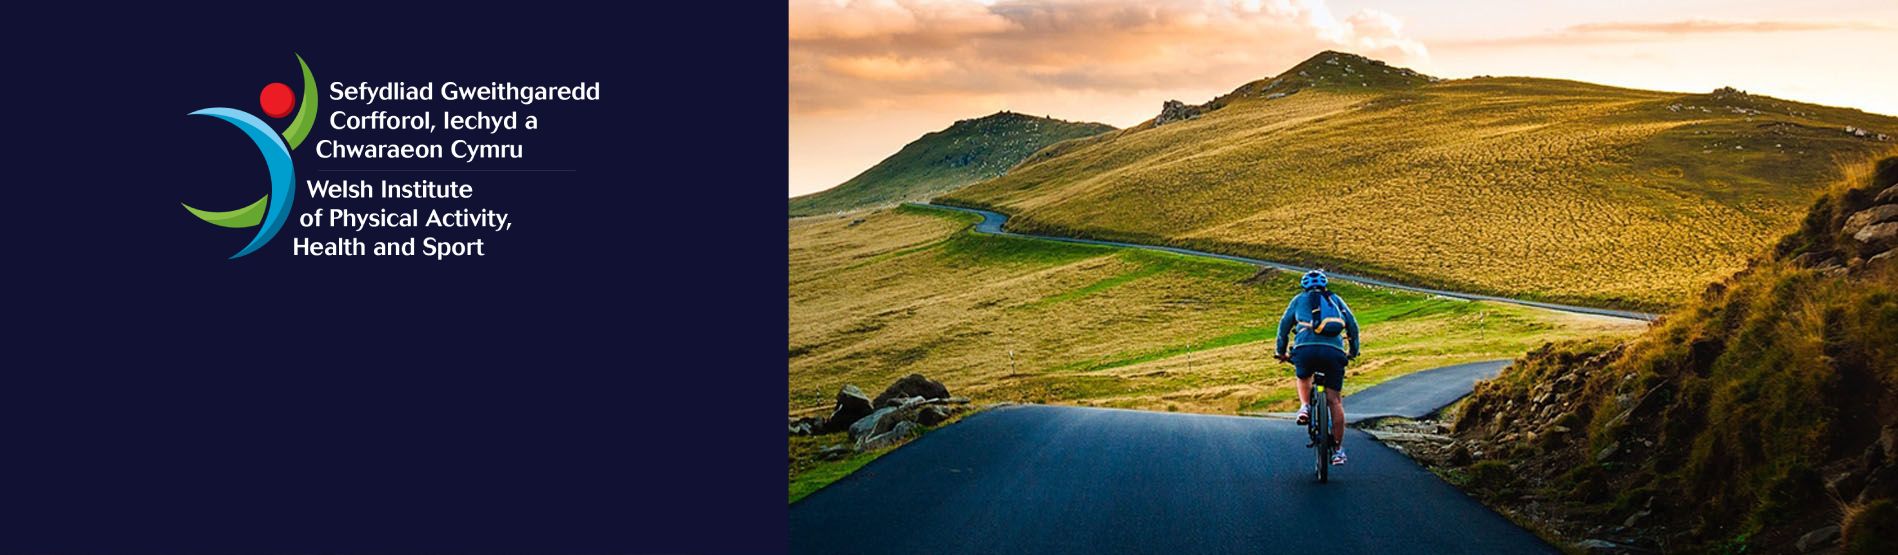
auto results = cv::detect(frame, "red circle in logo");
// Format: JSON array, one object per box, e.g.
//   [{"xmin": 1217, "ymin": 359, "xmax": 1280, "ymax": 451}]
[{"xmin": 260, "ymin": 83, "xmax": 295, "ymax": 119}]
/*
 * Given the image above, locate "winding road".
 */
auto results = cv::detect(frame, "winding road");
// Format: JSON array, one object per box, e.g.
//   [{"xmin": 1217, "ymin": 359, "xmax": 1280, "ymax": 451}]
[
  {"xmin": 789, "ymin": 360, "xmax": 1542, "ymax": 554},
  {"xmin": 1318, "ymin": 359, "xmax": 1512, "ymax": 424},
  {"xmin": 918, "ymin": 203, "xmax": 1657, "ymax": 321},
  {"xmin": 785, "ymin": 204, "xmax": 1633, "ymax": 553}
]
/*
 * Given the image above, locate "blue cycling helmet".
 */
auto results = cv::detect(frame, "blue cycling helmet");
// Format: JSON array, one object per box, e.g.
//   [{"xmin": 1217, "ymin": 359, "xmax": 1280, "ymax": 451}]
[{"xmin": 1300, "ymin": 269, "xmax": 1328, "ymax": 290}]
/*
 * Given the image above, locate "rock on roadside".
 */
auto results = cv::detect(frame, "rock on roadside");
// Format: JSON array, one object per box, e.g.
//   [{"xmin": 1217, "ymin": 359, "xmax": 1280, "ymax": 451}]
[
  {"xmin": 873, "ymin": 373, "xmax": 951, "ymax": 407},
  {"xmin": 857, "ymin": 421, "xmax": 921, "ymax": 451},
  {"xmin": 820, "ymin": 384, "xmax": 875, "ymax": 434},
  {"xmin": 794, "ymin": 374, "xmax": 971, "ymax": 455}
]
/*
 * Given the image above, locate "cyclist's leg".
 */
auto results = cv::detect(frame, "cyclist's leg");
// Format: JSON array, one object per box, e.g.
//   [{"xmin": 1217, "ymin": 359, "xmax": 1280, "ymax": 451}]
[
  {"xmin": 1318, "ymin": 349, "xmax": 1348, "ymax": 446},
  {"xmin": 1327, "ymin": 387, "xmax": 1346, "ymax": 448},
  {"xmin": 1290, "ymin": 348, "xmax": 1316, "ymax": 408}
]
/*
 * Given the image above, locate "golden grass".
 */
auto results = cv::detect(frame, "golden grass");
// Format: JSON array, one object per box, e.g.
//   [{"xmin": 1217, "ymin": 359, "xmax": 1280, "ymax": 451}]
[
  {"xmin": 945, "ymin": 77, "xmax": 1898, "ymax": 311},
  {"xmin": 789, "ymin": 206, "xmax": 1645, "ymax": 415}
]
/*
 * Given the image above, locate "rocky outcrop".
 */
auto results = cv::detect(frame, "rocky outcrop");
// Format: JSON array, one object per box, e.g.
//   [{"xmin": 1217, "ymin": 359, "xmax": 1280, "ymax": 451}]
[
  {"xmin": 849, "ymin": 396, "xmax": 972, "ymax": 450},
  {"xmin": 1844, "ymin": 126, "xmax": 1891, "ymax": 141},
  {"xmin": 1874, "ymin": 184, "xmax": 1898, "ymax": 205},
  {"xmin": 1857, "ymin": 222, "xmax": 1898, "ymax": 249},
  {"xmin": 1845, "ymin": 204, "xmax": 1898, "ymax": 236},
  {"xmin": 1153, "ymin": 100, "xmax": 1205, "ymax": 126},
  {"xmin": 1847, "ymin": 177, "xmax": 1898, "ymax": 254},
  {"xmin": 1781, "ymin": 158, "xmax": 1898, "ymax": 267},
  {"xmin": 792, "ymin": 374, "xmax": 972, "ymax": 455}
]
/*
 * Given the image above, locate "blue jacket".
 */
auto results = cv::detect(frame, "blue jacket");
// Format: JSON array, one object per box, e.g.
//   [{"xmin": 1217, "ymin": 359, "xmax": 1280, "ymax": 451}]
[{"xmin": 1276, "ymin": 290, "xmax": 1360, "ymax": 357}]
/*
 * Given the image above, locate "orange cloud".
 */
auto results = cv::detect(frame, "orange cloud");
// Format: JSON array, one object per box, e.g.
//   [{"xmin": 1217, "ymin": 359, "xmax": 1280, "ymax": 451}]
[
  {"xmin": 789, "ymin": 0, "xmax": 1430, "ymax": 114},
  {"xmin": 1438, "ymin": 18, "xmax": 1888, "ymax": 48},
  {"xmin": 823, "ymin": 55, "xmax": 959, "ymax": 81},
  {"xmin": 788, "ymin": 0, "xmax": 1015, "ymax": 40}
]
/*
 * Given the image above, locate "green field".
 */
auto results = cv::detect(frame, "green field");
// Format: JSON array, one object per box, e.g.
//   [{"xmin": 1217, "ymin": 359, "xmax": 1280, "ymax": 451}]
[
  {"xmin": 943, "ymin": 51, "xmax": 1898, "ymax": 311},
  {"xmin": 788, "ymin": 112, "xmax": 1114, "ymax": 217},
  {"xmin": 789, "ymin": 204, "xmax": 1643, "ymax": 415}
]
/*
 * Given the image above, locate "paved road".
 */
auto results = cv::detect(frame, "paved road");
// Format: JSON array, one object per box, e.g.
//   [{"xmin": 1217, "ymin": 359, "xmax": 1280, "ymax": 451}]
[
  {"xmin": 789, "ymin": 404, "xmax": 1554, "ymax": 554},
  {"xmin": 1338, "ymin": 360, "xmax": 1511, "ymax": 423},
  {"xmin": 917, "ymin": 203, "xmax": 1657, "ymax": 321}
]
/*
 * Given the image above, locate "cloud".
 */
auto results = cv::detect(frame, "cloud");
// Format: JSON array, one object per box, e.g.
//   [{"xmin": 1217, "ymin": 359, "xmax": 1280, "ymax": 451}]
[
  {"xmin": 788, "ymin": 0, "xmax": 1430, "ymax": 114},
  {"xmin": 1438, "ymin": 18, "xmax": 1888, "ymax": 48},
  {"xmin": 822, "ymin": 55, "xmax": 959, "ymax": 81},
  {"xmin": 788, "ymin": 0, "xmax": 1015, "ymax": 40}
]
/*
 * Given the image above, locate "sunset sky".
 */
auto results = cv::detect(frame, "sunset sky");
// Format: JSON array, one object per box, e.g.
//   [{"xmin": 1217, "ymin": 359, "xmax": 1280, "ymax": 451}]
[{"xmin": 788, "ymin": 0, "xmax": 1898, "ymax": 197}]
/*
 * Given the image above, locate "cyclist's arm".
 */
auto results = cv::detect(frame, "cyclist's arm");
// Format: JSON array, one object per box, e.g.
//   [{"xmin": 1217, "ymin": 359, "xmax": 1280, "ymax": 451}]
[
  {"xmin": 1275, "ymin": 300, "xmax": 1296, "ymax": 357},
  {"xmin": 1339, "ymin": 296, "xmax": 1361, "ymax": 358}
]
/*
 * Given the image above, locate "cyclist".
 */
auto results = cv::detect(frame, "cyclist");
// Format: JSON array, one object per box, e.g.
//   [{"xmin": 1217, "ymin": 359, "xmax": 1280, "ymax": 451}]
[{"xmin": 1275, "ymin": 269, "xmax": 1360, "ymax": 465}]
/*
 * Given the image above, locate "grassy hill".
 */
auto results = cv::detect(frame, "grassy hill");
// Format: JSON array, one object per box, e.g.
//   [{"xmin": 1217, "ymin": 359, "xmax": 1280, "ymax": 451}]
[
  {"xmin": 942, "ymin": 50, "xmax": 1898, "ymax": 311},
  {"xmin": 789, "ymin": 204, "xmax": 1641, "ymax": 415},
  {"xmin": 1443, "ymin": 157, "xmax": 1898, "ymax": 552},
  {"xmin": 788, "ymin": 112, "xmax": 1114, "ymax": 217}
]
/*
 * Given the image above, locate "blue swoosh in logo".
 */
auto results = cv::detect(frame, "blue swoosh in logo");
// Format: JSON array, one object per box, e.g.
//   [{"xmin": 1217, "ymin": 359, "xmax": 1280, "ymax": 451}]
[{"xmin": 190, "ymin": 107, "xmax": 295, "ymax": 259}]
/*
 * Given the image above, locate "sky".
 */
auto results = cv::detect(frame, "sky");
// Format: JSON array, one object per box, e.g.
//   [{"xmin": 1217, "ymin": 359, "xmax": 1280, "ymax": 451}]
[{"xmin": 788, "ymin": 0, "xmax": 1898, "ymax": 197}]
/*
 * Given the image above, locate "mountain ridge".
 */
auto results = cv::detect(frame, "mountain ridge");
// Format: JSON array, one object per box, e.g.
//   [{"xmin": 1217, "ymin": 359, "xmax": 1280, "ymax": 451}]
[
  {"xmin": 942, "ymin": 50, "xmax": 1898, "ymax": 310},
  {"xmin": 789, "ymin": 111, "xmax": 1114, "ymax": 217}
]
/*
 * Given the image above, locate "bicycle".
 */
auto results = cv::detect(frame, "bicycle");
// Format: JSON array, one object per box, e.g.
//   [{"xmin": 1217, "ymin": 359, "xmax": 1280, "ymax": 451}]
[
  {"xmin": 1278, "ymin": 353, "xmax": 1336, "ymax": 483},
  {"xmin": 1307, "ymin": 370, "xmax": 1335, "ymax": 483}
]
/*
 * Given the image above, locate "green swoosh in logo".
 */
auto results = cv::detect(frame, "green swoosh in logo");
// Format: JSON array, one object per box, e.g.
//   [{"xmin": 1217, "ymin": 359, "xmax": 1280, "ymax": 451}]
[{"xmin": 183, "ymin": 54, "xmax": 317, "ymax": 228}]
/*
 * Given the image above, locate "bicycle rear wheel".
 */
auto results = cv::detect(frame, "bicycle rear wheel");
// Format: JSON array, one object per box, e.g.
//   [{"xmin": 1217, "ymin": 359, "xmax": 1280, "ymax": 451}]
[{"xmin": 1314, "ymin": 387, "xmax": 1331, "ymax": 483}]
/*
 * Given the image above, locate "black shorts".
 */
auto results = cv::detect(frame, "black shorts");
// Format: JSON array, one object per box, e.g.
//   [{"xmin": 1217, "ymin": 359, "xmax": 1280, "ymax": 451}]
[{"xmin": 1291, "ymin": 345, "xmax": 1347, "ymax": 391}]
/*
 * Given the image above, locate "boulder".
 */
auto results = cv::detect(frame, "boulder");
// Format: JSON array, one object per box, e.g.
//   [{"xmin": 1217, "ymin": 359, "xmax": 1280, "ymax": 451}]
[
  {"xmin": 917, "ymin": 405, "xmax": 956, "ymax": 426},
  {"xmin": 1844, "ymin": 204, "xmax": 1898, "ymax": 235},
  {"xmin": 1596, "ymin": 441, "xmax": 1621, "ymax": 463},
  {"xmin": 1828, "ymin": 466, "xmax": 1867, "ymax": 501},
  {"xmin": 821, "ymin": 384, "xmax": 875, "ymax": 433},
  {"xmin": 1859, "ymin": 460, "xmax": 1898, "ymax": 503},
  {"xmin": 1855, "ymin": 222, "xmax": 1898, "ymax": 248},
  {"xmin": 849, "ymin": 406, "xmax": 902, "ymax": 441},
  {"xmin": 1796, "ymin": 525, "xmax": 1840, "ymax": 553},
  {"xmin": 1447, "ymin": 442, "xmax": 1472, "ymax": 466},
  {"xmin": 874, "ymin": 374, "xmax": 951, "ymax": 407},
  {"xmin": 857, "ymin": 420, "xmax": 920, "ymax": 451},
  {"xmin": 789, "ymin": 416, "xmax": 826, "ymax": 436},
  {"xmin": 817, "ymin": 444, "xmax": 853, "ymax": 461},
  {"xmin": 1875, "ymin": 184, "xmax": 1898, "ymax": 205}
]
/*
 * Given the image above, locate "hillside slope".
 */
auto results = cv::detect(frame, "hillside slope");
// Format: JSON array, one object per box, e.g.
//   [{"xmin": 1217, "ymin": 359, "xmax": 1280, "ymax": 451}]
[
  {"xmin": 789, "ymin": 205, "xmax": 1640, "ymax": 414},
  {"xmin": 789, "ymin": 112, "xmax": 1113, "ymax": 216},
  {"xmin": 1444, "ymin": 157, "xmax": 1898, "ymax": 553},
  {"xmin": 942, "ymin": 50, "xmax": 1898, "ymax": 310}
]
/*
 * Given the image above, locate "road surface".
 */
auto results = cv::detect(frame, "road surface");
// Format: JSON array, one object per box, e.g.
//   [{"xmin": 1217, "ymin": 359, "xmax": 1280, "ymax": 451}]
[
  {"xmin": 1338, "ymin": 360, "xmax": 1511, "ymax": 423},
  {"xmin": 917, "ymin": 203, "xmax": 1656, "ymax": 321},
  {"xmin": 789, "ymin": 403, "xmax": 1553, "ymax": 554}
]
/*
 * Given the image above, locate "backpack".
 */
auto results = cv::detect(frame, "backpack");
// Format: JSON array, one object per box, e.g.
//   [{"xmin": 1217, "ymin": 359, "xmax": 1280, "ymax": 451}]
[{"xmin": 1301, "ymin": 291, "xmax": 1348, "ymax": 337}]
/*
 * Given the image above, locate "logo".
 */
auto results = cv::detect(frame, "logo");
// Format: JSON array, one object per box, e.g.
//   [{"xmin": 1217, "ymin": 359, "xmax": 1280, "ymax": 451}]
[{"xmin": 184, "ymin": 54, "xmax": 317, "ymax": 259}]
